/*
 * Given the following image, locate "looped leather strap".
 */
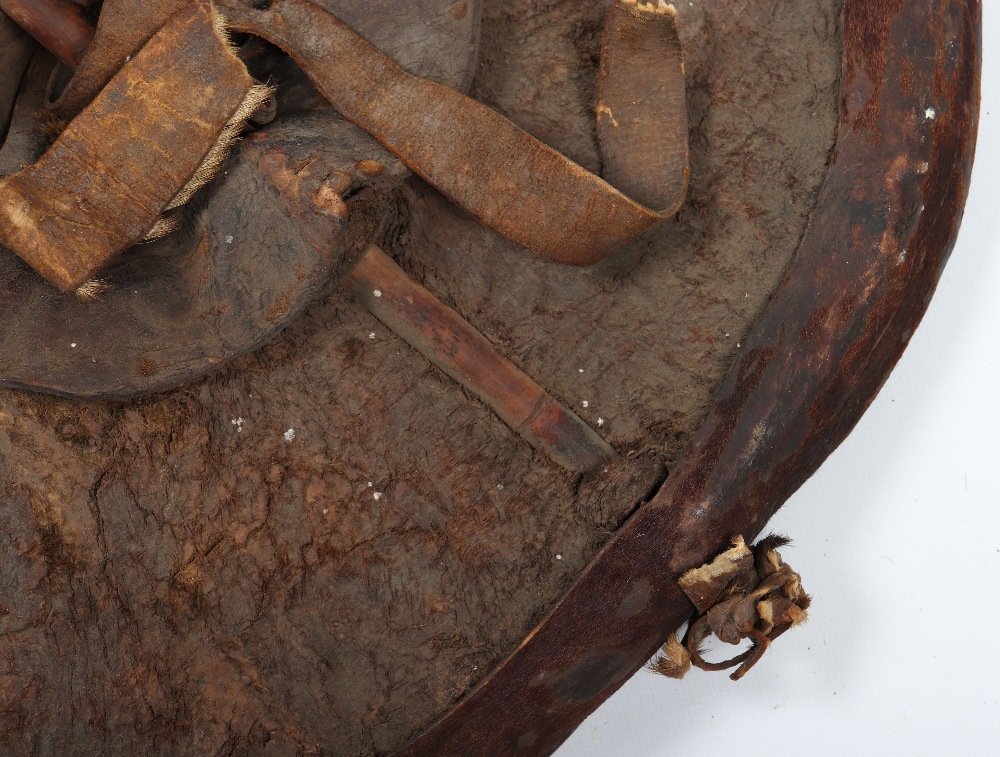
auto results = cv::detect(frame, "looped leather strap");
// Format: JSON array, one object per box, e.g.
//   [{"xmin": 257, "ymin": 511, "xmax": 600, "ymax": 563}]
[{"xmin": 219, "ymin": 0, "xmax": 689, "ymax": 265}]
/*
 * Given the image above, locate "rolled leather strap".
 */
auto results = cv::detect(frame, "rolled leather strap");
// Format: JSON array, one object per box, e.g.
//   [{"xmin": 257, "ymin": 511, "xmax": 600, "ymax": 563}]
[{"xmin": 0, "ymin": 1, "xmax": 254, "ymax": 291}]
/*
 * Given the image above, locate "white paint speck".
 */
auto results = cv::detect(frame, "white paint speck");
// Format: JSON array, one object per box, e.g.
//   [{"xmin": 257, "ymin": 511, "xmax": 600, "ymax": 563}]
[
  {"xmin": 373, "ymin": 290, "xmax": 383, "ymax": 298},
  {"xmin": 322, "ymin": 508, "xmax": 329, "ymax": 515},
  {"xmin": 231, "ymin": 417, "xmax": 245, "ymax": 433},
  {"xmin": 368, "ymin": 482, "xmax": 374, "ymax": 488},
  {"xmin": 284, "ymin": 428, "xmax": 296, "ymax": 442},
  {"xmin": 582, "ymin": 401, "xmax": 590, "ymax": 408},
  {"xmin": 578, "ymin": 368, "xmax": 585, "ymax": 374},
  {"xmin": 70, "ymin": 343, "xmax": 77, "ymax": 348},
  {"xmin": 224, "ymin": 235, "xmax": 234, "ymax": 245},
  {"xmin": 497, "ymin": 484, "xmax": 504, "ymax": 490},
  {"xmin": 597, "ymin": 418, "xmax": 605, "ymax": 427},
  {"xmin": 369, "ymin": 332, "xmax": 377, "ymax": 340},
  {"xmin": 925, "ymin": 107, "xmax": 937, "ymax": 121},
  {"xmin": 373, "ymin": 492, "xmax": 383, "ymax": 501},
  {"xmin": 556, "ymin": 554, "xmax": 563, "ymax": 561}
]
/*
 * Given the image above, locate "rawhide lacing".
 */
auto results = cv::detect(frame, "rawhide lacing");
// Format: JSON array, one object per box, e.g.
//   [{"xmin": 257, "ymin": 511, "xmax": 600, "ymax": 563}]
[{"xmin": 650, "ymin": 535, "xmax": 811, "ymax": 681}]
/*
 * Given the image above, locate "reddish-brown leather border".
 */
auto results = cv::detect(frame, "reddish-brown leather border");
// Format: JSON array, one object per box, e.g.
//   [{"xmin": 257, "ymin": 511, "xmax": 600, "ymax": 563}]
[{"xmin": 398, "ymin": 1, "xmax": 982, "ymax": 753}]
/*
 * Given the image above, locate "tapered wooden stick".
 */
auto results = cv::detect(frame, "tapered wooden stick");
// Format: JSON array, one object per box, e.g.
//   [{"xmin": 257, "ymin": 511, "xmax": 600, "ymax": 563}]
[{"xmin": 345, "ymin": 247, "xmax": 617, "ymax": 472}]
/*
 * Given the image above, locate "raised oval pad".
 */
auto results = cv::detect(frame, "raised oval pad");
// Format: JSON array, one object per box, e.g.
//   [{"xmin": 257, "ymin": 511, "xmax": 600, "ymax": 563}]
[
  {"xmin": 0, "ymin": 0, "xmax": 980, "ymax": 755},
  {"xmin": 0, "ymin": 0, "xmax": 480, "ymax": 398}
]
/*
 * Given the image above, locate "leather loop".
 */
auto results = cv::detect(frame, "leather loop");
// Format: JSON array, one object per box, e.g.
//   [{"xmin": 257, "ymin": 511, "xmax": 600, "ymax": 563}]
[{"xmin": 219, "ymin": 0, "xmax": 690, "ymax": 265}]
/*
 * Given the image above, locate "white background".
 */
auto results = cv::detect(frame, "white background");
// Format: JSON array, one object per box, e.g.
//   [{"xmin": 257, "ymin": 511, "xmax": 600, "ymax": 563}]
[{"xmin": 559, "ymin": 7, "xmax": 1000, "ymax": 757}]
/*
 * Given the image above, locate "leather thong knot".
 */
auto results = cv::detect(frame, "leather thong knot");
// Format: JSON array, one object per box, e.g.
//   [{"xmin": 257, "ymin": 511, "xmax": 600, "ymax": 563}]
[{"xmin": 649, "ymin": 535, "xmax": 811, "ymax": 681}]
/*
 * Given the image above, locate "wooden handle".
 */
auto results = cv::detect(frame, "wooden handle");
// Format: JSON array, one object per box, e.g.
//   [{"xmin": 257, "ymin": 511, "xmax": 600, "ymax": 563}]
[
  {"xmin": 344, "ymin": 247, "xmax": 617, "ymax": 472},
  {"xmin": 0, "ymin": 0, "xmax": 93, "ymax": 69}
]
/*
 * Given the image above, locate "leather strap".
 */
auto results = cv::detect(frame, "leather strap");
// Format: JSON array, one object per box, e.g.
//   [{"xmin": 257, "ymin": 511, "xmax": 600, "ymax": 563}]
[
  {"xmin": 0, "ymin": 1, "xmax": 253, "ymax": 291},
  {"xmin": 219, "ymin": 0, "xmax": 689, "ymax": 265},
  {"xmin": 47, "ymin": 0, "xmax": 188, "ymax": 119}
]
